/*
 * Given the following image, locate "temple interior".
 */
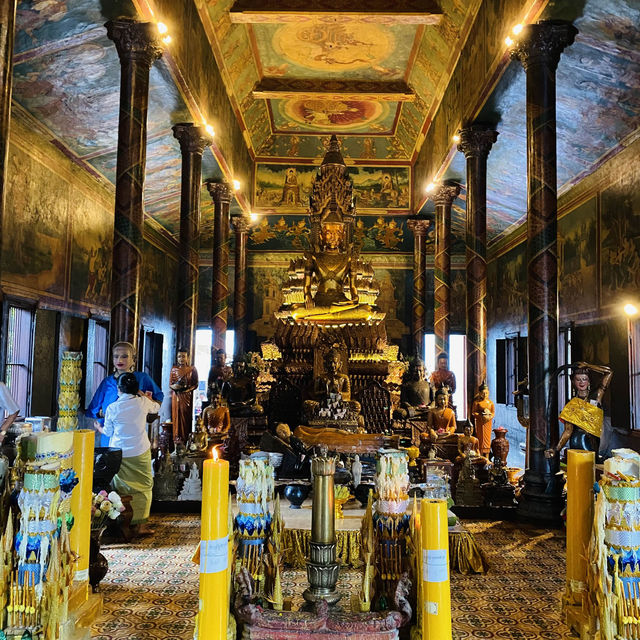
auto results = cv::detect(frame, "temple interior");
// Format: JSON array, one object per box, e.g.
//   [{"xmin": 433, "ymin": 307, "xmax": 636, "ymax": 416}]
[{"xmin": 0, "ymin": 0, "xmax": 639, "ymax": 639}]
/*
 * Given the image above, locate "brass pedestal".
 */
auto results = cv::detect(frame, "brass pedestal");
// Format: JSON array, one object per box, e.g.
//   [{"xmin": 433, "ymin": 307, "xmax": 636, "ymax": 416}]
[
  {"xmin": 304, "ymin": 452, "xmax": 342, "ymax": 606},
  {"xmin": 303, "ymin": 541, "xmax": 341, "ymax": 605}
]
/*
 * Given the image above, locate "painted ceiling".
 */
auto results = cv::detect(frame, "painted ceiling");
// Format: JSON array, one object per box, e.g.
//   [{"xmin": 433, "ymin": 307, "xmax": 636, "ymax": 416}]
[
  {"xmin": 197, "ymin": 0, "xmax": 480, "ymax": 162},
  {"xmin": 10, "ymin": 0, "xmax": 640, "ymax": 249}
]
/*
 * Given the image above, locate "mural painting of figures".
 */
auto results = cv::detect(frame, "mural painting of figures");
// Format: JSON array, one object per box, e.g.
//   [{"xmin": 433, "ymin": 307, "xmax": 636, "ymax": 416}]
[
  {"xmin": 601, "ymin": 173, "xmax": 640, "ymax": 307},
  {"xmin": 2, "ymin": 144, "xmax": 67, "ymax": 297},
  {"xmin": 450, "ymin": 269, "xmax": 467, "ymax": 332},
  {"xmin": 69, "ymin": 188, "xmax": 112, "ymax": 307},
  {"xmin": 495, "ymin": 243, "xmax": 527, "ymax": 328},
  {"xmin": 248, "ymin": 267, "xmax": 288, "ymax": 339},
  {"xmin": 373, "ymin": 268, "xmax": 410, "ymax": 341},
  {"xmin": 255, "ymin": 163, "xmax": 411, "ymax": 212},
  {"xmin": 141, "ymin": 241, "xmax": 177, "ymax": 323},
  {"xmin": 559, "ymin": 197, "xmax": 597, "ymax": 317}
]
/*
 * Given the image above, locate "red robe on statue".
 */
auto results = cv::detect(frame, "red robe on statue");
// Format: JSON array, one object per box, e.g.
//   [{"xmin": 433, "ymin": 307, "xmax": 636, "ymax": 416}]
[{"xmin": 170, "ymin": 364, "xmax": 198, "ymax": 443}]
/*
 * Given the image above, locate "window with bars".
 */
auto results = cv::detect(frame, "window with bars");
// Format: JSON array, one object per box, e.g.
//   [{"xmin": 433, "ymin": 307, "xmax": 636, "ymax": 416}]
[
  {"xmin": 4, "ymin": 305, "xmax": 35, "ymax": 417},
  {"xmin": 558, "ymin": 325, "xmax": 573, "ymax": 409},
  {"xmin": 85, "ymin": 319, "xmax": 109, "ymax": 405},
  {"xmin": 496, "ymin": 334, "xmax": 528, "ymax": 406},
  {"xmin": 629, "ymin": 319, "xmax": 640, "ymax": 431}
]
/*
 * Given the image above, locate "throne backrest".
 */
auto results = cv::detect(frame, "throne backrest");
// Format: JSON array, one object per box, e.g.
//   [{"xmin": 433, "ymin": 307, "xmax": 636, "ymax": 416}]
[
  {"xmin": 268, "ymin": 376, "xmax": 302, "ymax": 430},
  {"xmin": 356, "ymin": 381, "xmax": 391, "ymax": 434}
]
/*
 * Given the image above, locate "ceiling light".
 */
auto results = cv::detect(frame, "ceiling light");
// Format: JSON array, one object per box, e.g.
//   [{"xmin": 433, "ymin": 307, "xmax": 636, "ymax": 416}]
[
  {"xmin": 250, "ymin": 212, "xmax": 258, "ymax": 222},
  {"xmin": 624, "ymin": 303, "xmax": 638, "ymax": 316},
  {"xmin": 452, "ymin": 134, "xmax": 460, "ymax": 143},
  {"xmin": 204, "ymin": 123, "xmax": 215, "ymax": 137},
  {"xmin": 232, "ymin": 179, "xmax": 241, "ymax": 191},
  {"xmin": 162, "ymin": 35, "xmax": 171, "ymax": 45},
  {"xmin": 512, "ymin": 23, "xmax": 523, "ymax": 35},
  {"xmin": 157, "ymin": 22, "xmax": 168, "ymax": 35},
  {"xmin": 425, "ymin": 182, "xmax": 436, "ymax": 193},
  {"xmin": 505, "ymin": 36, "xmax": 513, "ymax": 46}
]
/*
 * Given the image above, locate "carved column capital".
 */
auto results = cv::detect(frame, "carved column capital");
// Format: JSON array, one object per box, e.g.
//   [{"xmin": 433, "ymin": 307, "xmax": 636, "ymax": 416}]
[
  {"xmin": 206, "ymin": 181, "xmax": 232, "ymax": 205},
  {"xmin": 105, "ymin": 19, "xmax": 164, "ymax": 68},
  {"xmin": 231, "ymin": 214, "xmax": 251, "ymax": 234},
  {"xmin": 457, "ymin": 125, "xmax": 499, "ymax": 160},
  {"xmin": 433, "ymin": 182, "xmax": 461, "ymax": 207},
  {"xmin": 172, "ymin": 123, "xmax": 212, "ymax": 156},
  {"xmin": 407, "ymin": 218, "xmax": 431, "ymax": 236},
  {"xmin": 509, "ymin": 20, "xmax": 577, "ymax": 72}
]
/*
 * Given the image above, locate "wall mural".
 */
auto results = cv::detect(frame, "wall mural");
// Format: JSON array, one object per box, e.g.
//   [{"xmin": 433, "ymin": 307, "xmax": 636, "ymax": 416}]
[
  {"xmin": 140, "ymin": 240, "xmax": 178, "ymax": 324},
  {"xmin": 372, "ymin": 268, "xmax": 410, "ymax": 342},
  {"xmin": 600, "ymin": 171, "xmax": 640, "ymax": 307},
  {"xmin": 2, "ymin": 144, "xmax": 68, "ymax": 298},
  {"xmin": 248, "ymin": 266, "xmax": 289, "ymax": 340},
  {"xmin": 69, "ymin": 190, "xmax": 112, "ymax": 307},
  {"xmin": 255, "ymin": 163, "xmax": 411, "ymax": 211},
  {"xmin": 488, "ymin": 242, "xmax": 527, "ymax": 329},
  {"xmin": 559, "ymin": 197, "xmax": 598, "ymax": 317},
  {"xmin": 248, "ymin": 215, "xmax": 413, "ymax": 252}
]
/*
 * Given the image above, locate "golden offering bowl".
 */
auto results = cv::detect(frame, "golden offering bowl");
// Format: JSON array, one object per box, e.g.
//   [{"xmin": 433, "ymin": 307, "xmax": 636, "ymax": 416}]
[{"xmin": 334, "ymin": 496, "xmax": 353, "ymax": 519}]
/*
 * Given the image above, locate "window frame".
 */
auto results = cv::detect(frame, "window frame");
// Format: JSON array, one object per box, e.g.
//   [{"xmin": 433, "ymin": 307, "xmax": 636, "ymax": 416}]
[
  {"xmin": 85, "ymin": 317, "xmax": 110, "ymax": 408},
  {"xmin": 629, "ymin": 317, "xmax": 640, "ymax": 431},
  {"xmin": 2, "ymin": 298, "xmax": 36, "ymax": 417}
]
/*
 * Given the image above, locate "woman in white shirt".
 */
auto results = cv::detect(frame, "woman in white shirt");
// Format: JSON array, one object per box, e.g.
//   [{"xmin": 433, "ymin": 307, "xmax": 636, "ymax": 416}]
[{"xmin": 101, "ymin": 372, "xmax": 160, "ymax": 535}]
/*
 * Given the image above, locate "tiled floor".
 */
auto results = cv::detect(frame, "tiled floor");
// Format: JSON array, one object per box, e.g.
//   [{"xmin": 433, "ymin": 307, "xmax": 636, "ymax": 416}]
[{"xmin": 91, "ymin": 515, "xmax": 575, "ymax": 639}]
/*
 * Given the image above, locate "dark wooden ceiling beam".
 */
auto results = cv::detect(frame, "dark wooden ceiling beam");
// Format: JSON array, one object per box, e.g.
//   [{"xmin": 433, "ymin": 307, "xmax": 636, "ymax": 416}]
[
  {"xmin": 229, "ymin": 0, "xmax": 443, "ymax": 24},
  {"xmin": 252, "ymin": 78, "xmax": 415, "ymax": 102}
]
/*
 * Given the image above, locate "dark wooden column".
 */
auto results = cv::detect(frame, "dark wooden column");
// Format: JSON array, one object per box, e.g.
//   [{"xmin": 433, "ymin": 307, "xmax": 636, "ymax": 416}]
[
  {"xmin": 458, "ymin": 125, "xmax": 498, "ymax": 414},
  {"xmin": 407, "ymin": 219, "xmax": 430, "ymax": 359},
  {"xmin": 106, "ymin": 19, "xmax": 163, "ymax": 348},
  {"xmin": 206, "ymin": 182, "xmax": 232, "ymax": 352},
  {"xmin": 511, "ymin": 20, "xmax": 577, "ymax": 521},
  {"xmin": 0, "ymin": 0, "xmax": 16, "ymax": 285},
  {"xmin": 433, "ymin": 181, "xmax": 460, "ymax": 364},
  {"xmin": 231, "ymin": 215, "xmax": 250, "ymax": 357},
  {"xmin": 172, "ymin": 123, "xmax": 211, "ymax": 357}
]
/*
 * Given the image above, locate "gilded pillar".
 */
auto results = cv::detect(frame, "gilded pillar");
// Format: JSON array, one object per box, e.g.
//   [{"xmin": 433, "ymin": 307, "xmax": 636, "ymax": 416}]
[
  {"xmin": 172, "ymin": 123, "xmax": 212, "ymax": 357},
  {"xmin": 206, "ymin": 182, "xmax": 232, "ymax": 352},
  {"xmin": 458, "ymin": 125, "xmax": 498, "ymax": 414},
  {"xmin": 407, "ymin": 219, "xmax": 430, "ymax": 358},
  {"xmin": 106, "ymin": 19, "xmax": 163, "ymax": 348},
  {"xmin": 511, "ymin": 20, "xmax": 577, "ymax": 521},
  {"xmin": 231, "ymin": 215, "xmax": 250, "ymax": 357},
  {"xmin": 0, "ymin": 0, "xmax": 16, "ymax": 276},
  {"xmin": 433, "ymin": 182, "xmax": 460, "ymax": 364}
]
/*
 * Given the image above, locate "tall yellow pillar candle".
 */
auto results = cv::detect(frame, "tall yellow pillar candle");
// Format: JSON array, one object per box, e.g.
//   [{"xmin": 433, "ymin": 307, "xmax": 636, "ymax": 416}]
[
  {"xmin": 197, "ymin": 449, "xmax": 229, "ymax": 640},
  {"xmin": 69, "ymin": 429, "xmax": 95, "ymax": 591},
  {"xmin": 566, "ymin": 449, "xmax": 595, "ymax": 606},
  {"xmin": 420, "ymin": 499, "xmax": 451, "ymax": 640}
]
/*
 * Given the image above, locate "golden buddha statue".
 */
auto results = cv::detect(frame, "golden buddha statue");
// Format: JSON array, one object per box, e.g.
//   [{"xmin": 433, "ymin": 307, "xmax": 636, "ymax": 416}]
[
  {"xmin": 275, "ymin": 135, "xmax": 384, "ymax": 327},
  {"xmin": 315, "ymin": 346, "xmax": 352, "ymax": 401}
]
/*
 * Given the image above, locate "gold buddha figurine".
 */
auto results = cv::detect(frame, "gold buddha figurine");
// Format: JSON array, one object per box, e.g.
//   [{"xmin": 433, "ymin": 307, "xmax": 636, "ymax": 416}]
[
  {"xmin": 316, "ymin": 347, "xmax": 352, "ymax": 401},
  {"xmin": 187, "ymin": 416, "xmax": 209, "ymax": 454},
  {"xmin": 290, "ymin": 220, "xmax": 372, "ymax": 322}
]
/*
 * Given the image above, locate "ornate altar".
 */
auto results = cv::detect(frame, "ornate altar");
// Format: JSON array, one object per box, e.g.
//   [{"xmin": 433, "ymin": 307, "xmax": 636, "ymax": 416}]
[{"xmin": 268, "ymin": 136, "xmax": 400, "ymax": 417}]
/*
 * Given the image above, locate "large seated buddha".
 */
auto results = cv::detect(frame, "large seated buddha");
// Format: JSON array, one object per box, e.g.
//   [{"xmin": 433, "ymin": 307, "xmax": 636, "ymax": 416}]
[{"xmin": 275, "ymin": 135, "xmax": 384, "ymax": 330}]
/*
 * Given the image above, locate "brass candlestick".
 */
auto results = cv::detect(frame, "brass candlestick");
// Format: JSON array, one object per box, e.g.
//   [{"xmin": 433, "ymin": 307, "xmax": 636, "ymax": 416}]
[{"xmin": 303, "ymin": 451, "xmax": 341, "ymax": 605}]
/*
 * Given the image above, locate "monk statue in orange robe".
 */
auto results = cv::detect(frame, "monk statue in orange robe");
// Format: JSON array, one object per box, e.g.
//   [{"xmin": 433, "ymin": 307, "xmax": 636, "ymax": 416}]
[
  {"xmin": 470, "ymin": 382, "xmax": 495, "ymax": 456},
  {"xmin": 201, "ymin": 392, "xmax": 231, "ymax": 435},
  {"xmin": 169, "ymin": 349, "xmax": 199, "ymax": 443},
  {"xmin": 427, "ymin": 388, "xmax": 457, "ymax": 439}
]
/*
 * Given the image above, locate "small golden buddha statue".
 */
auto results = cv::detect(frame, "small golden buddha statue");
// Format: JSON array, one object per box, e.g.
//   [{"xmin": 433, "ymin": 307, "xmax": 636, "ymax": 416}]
[
  {"xmin": 201, "ymin": 393, "xmax": 231, "ymax": 435},
  {"xmin": 187, "ymin": 417, "xmax": 209, "ymax": 454},
  {"xmin": 316, "ymin": 347, "xmax": 352, "ymax": 402}
]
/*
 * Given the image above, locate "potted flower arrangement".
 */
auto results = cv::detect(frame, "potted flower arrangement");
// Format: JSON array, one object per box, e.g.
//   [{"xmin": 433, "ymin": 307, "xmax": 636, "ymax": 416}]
[
  {"xmin": 91, "ymin": 490, "xmax": 125, "ymax": 529},
  {"xmin": 89, "ymin": 490, "xmax": 125, "ymax": 592}
]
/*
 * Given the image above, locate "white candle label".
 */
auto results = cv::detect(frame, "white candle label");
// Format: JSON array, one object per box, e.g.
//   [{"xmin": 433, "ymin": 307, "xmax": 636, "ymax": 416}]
[
  {"xmin": 423, "ymin": 549, "xmax": 447, "ymax": 583},
  {"xmin": 426, "ymin": 601, "xmax": 438, "ymax": 615},
  {"xmin": 200, "ymin": 536, "xmax": 229, "ymax": 574}
]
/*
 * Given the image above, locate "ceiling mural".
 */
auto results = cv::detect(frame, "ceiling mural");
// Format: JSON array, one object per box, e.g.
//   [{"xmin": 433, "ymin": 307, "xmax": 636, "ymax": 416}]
[
  {"xmin": 12, "ymin": 0, "xmax": 240, "ymax": 245},
  {"xmin": 197, "ymin": 0, "xmax": 480, "ymax": 162},
  {"xmin": 9, "ymin": 0, "xmax": 640, "ymax": 256}
]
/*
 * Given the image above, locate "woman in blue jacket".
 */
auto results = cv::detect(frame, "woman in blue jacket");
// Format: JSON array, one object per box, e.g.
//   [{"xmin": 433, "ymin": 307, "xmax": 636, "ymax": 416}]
[{"xmin": 86, "ymin": 341, "xmax": 163, "ymax": 446}]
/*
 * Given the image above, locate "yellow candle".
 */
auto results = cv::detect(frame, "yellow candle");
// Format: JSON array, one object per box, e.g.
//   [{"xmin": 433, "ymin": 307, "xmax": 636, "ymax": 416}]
[
  {"xmin": 420, "ymin": 499, "xmax": 451, "ymax": 640},
  {"xmin": 198, "ymin": 448, "xmax": 229, "ymax": 640},
  {"xmin": 566, "ymin": 449, "xmax": 595, "ymax": 607},
  {"xmin": 69, "ymin": 429, "xmax": 95, "ymax": 598}
]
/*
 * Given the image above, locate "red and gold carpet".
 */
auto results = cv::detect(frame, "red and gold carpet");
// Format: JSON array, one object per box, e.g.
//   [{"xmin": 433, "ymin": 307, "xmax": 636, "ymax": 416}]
[{"xmin": 91, "ymin": 515, "xmax": 575, "ymax": 639}]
